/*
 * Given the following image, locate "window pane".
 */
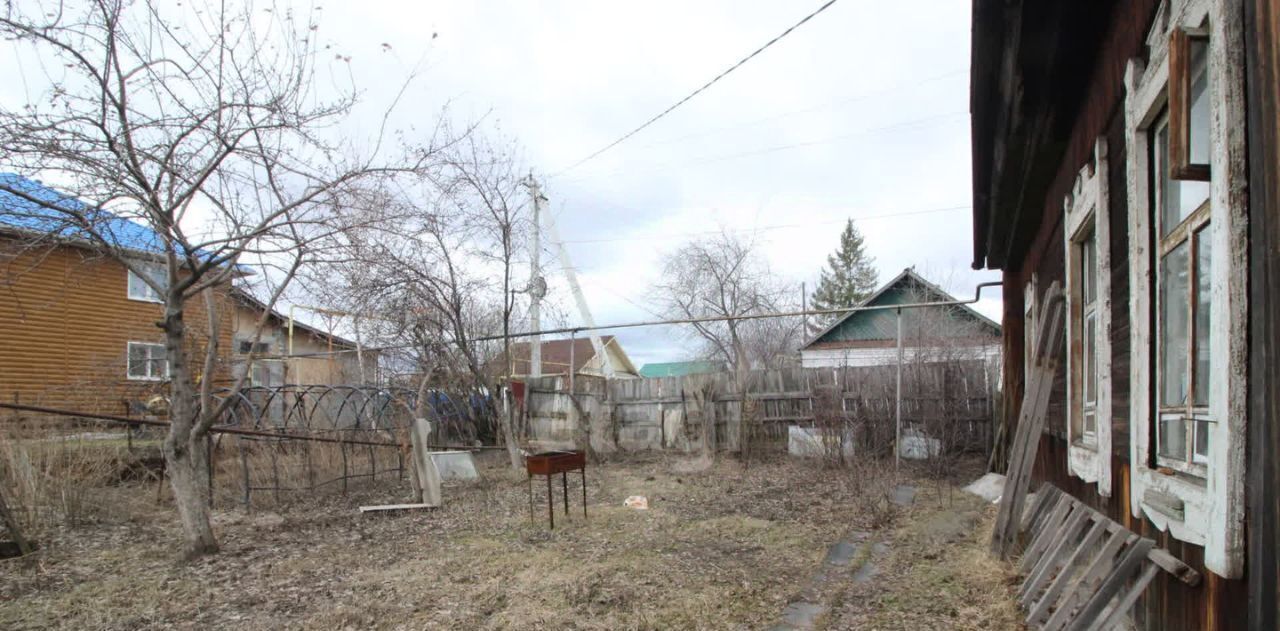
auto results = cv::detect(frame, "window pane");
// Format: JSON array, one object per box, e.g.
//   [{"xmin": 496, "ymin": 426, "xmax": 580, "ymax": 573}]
[
  {"xmin": 151, "ymin": 346, "xmax": 168, "ymax": 379},
  {"xmin": 128, "ymin": 345, "xmax": 147, "ymax": 378},
  {"xmin": 1083, "ymin": 232, "xmax": 1098, "ymax": 304},
  {"xmin": 1160, "ymin": 241, "xmax": 1190, "ymax": 407},
  {"xmin": 1084, "ymin": 411, "xmax": 1096, "ymax": 436},
  {"xmin": 1084, "ymin": 313, "xmax": 1097, "ymax": 404},
  {"xmin": 128, "ymin": 269, "xmax": 154, "ymax": 300},
  {"xmin": 1194, "ymin": 418, "xmax": 1210, "ymax": 463},
  {"xmin": 1189, "ymin": 38, "xmax": 1210, "ymax": 165},
  {"xmin": 1160, "ymin": 414, "xmax": 1187, "ymax": 461},
  {"xmin": 143, "ymin": 263, "xmax": 169, "ymax": 297},
  {"xmin": 1157, "ymin": 121, "xmax": 1211, "ymax": 234},
  {"xmin": 1194, "ymin": 227, "xmax": 1212, "ymax": 405}
]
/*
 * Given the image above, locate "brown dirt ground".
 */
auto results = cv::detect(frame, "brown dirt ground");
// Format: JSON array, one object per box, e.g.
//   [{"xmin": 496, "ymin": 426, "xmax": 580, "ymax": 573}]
[{"xmin": 0, "ymin": 452, "xmax": 1020, "ymax": 630}]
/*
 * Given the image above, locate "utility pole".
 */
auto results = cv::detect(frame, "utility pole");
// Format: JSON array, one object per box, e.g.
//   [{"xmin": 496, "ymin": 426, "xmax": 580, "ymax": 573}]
[
  {"xmin": 895, "ymin": 307, "xmax": 903, "ymax": 471},
  {"xmin": 801, "ymin": 281, "xmax": 808, "ymax": 336},
  {"xmin": 524, "ymin": 173, "xmax": 547, "ymax": 378}
]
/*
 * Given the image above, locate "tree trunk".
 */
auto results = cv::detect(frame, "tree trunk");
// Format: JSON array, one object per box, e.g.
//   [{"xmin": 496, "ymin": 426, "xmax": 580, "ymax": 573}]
[
  {"xmin": 501, "ymin": 386, "xmax": 522, "ymax": 470},
  {"xmin": 500, "ymin": 245, "xmax": 522, "ymax": 471},
  {"xmin": 164, "ymin": 434, "xmax": 218, "ymax": 557},
  {"xmin": 160, "ymin": 300, "xmax": 219, "ymax": 558}
]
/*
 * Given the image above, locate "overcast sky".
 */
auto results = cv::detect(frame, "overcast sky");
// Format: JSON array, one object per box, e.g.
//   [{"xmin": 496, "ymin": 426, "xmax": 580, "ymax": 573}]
[{"xmin": 2, "ymin": 1, "xmax": 1003, "ymax": 367}]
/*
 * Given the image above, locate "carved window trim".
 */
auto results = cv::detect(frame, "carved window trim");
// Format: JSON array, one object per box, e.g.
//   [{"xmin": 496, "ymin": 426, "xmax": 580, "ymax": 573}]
[
  {"xmin": 1064, "ymin": 138, "xmax": 1113, "ymax": 496},
  {"xmin": 1124, "ymin": 0, "xmax": 1248, "ymax": 579}
]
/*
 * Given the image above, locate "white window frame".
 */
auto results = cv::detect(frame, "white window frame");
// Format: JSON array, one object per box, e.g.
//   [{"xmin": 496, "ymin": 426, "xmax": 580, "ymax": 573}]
[
  {"xmin": 127, "ymin": 342, "xmax": 169, "ymax": 381},
  {"xmin": 126, "ymin": 261, "xmax": 167, "ymax": 303},
  {"xmin": 1152, "ymin": 108, "xmax": 1213, "ymax": 474},
  {"xmin": 1064, "ymin": 138, "xmax": 1113, "ymax": 496},
  {"xmin": 1124, "ymin": 0, "xmax": 1247, "ymax": 578}
]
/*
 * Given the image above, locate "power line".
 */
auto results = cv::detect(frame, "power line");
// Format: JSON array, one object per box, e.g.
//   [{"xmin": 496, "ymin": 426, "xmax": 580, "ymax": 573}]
[
  {"xmin": 576, "ymin": 272, "xmax": 669, "ymax": 320},
  {"xmin": 622, "ymin": 68, "xmax": 967, "ymax": 153},
  {"xmin": 560, "ymin": 110, "xmax": 967, "ymax": 184},
  {"xmin": 559, "ymin": 204, "xmax": 972, "ymax": 245},
  {"xmin": 243, "ymin": 282, "xmax": 1004, "ymax": 360},
  {"xmin": 539, "ymin": 110, "xmax": 964, "ymax": 226},
  {"xmin": 554, "ymin": 0, "xmax": 845, "ymax": 176}
]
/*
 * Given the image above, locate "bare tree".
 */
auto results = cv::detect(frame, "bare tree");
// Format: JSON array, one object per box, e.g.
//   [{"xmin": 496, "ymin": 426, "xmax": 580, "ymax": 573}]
[
  {"xmin": 0, "ymin": 1, "xmax": 446, "ymax": 557},
  {"xmin": 894, "ymin": 279, "xmax": 999, "ymax": 501},
  {"xmin": 446, "ymin": 133, "xmax": 529, "ymax": 470},
  {"xmin": 651, "ymin": 230, "xmax": 800, "ymax": 372},
  {"xmin": 651, "ymin": 230, "xmax": 802, "ymax": 463},
  {"xmin": 307, "ymin": 132, "xmax": 530, "ymax": 471}
]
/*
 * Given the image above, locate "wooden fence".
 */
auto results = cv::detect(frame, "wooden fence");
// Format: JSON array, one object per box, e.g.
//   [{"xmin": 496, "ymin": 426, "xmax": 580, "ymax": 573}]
[{"xmin": 522, "ymin": 360, "xmax": 998, "ymax": 456}]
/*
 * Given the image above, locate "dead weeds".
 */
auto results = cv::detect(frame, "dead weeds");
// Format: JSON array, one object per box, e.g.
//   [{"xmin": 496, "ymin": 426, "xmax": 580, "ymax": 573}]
[
  {"xmin": 0, "ymin": 452, "xmax": 1021, "ymax": 630},
  {"xmin": 821, "ymin": 484, "xmax": 1025, "ymax": 630},
  {"xmin": 0, "ymin": 453, "xmax": 881, "ymax": 629}
]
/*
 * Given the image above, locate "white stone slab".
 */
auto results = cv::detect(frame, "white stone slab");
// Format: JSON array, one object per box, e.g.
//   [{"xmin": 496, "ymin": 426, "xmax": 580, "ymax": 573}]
[
  {"xmin": 430, "ymin": 450, "xmax": 479, "ymax": 480},
  {"xmin": 788, "ymin": 426, "xmax": 855, "ymax": 459},
  {"xmin": 963, "ymin": 472, "xmax": 1007, "ymax": 503}
]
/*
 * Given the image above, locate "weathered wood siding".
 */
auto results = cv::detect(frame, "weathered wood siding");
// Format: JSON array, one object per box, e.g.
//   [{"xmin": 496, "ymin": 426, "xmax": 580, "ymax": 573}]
[
  {"xmin": 997, "ymin": 2, "xmax": 1252, "ymax": 628},
  {"xmin": 0, "ymin": 239, "xmax": 234, "ymax": 415}
]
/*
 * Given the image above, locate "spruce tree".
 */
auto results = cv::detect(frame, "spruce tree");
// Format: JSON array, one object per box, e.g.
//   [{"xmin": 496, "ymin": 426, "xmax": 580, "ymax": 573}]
[{"xmin": 810, "ymin": 219, "xmax": 879, "ymax": 328}]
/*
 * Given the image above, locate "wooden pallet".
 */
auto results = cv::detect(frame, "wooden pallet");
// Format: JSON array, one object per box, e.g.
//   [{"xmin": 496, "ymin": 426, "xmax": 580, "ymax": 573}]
[{"xmin": 1015, "ymin": 484, "xmax": 1199, "ymax": 630}]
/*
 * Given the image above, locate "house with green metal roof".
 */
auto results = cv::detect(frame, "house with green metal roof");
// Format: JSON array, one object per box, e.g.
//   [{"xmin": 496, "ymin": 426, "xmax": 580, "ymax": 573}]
[
  {"xmin": 637, "ymin": 360, "xmax": 726, "ymax": 379},
  {"xmin": 799, "ymin": 268, "xmax": 1000, "ymax": 368}
]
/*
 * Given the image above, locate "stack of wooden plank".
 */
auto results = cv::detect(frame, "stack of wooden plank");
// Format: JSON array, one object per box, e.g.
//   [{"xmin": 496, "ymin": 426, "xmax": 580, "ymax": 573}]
[
  {"xmin": 1015, "ymin": 484, "xmax": 1199, "ymax": 630},
  {"xmin": 991, "ymin": 281, "xmax": 1066, "ymax": 559}
]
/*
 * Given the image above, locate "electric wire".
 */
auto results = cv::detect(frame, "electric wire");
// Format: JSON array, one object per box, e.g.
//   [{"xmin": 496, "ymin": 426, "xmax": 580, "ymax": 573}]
[
  {"xmin": 559, "ymin": 204, "xmax": 971, "ymax": 245},
  {"xmin": 553, "ymin": 0, "xmax": 844, "ymax": 176},
  {"xmin": 623, "ymin": 68, "xmax": 966, "ymax": 153},
  {"xmin": 560, "ymin": 110, "xmax": 967, "ymax": 184}
]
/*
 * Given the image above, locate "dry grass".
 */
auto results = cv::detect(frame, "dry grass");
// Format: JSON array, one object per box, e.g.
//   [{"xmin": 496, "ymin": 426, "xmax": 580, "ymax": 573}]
[
  {"xmin": 0, "ymin": 448, "xmax": 1020, "ymax": 630},
  {"xmin": 0, "ymin": 452, "xmax": 888, "ymax": 629},
  {"xmin": 0, "ymin": 426, "xmax": 164, "ymax": 539},
  {"xmin": 822, "ymin": 485, "xmax": 1025, "ymax": 630},
  {"xmin": 0, "ymin": 422, "xmax": 405, "ymax": 540}
]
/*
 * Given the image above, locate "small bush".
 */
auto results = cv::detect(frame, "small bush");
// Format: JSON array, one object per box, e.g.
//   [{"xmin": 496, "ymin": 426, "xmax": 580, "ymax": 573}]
[{"xmin": 0, "ymin": 424, "xmax": 151, "ymax": 535}]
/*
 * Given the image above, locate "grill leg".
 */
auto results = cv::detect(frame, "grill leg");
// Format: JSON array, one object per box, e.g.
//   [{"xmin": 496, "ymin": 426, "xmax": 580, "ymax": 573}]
[
  {"xmin": 581, "ymin": 467, "xmax": 587, "ymax": 519},
  {"xmin": 546, "ymin": 474, "xmax": 554, "ymax": 530},
  {"xmin": 562, "ymin": 471, "xmax": 569, "ymax": 517}
]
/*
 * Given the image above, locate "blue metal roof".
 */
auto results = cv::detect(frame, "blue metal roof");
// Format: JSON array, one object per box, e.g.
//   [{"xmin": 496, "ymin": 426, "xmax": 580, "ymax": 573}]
[
  {"xmin": 0, "ymin": 173, "xmax": 170, "ymax": 254},
  {"xmin": 0, "ymin": 173, "xmax": 240, "ymax": 272}
]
